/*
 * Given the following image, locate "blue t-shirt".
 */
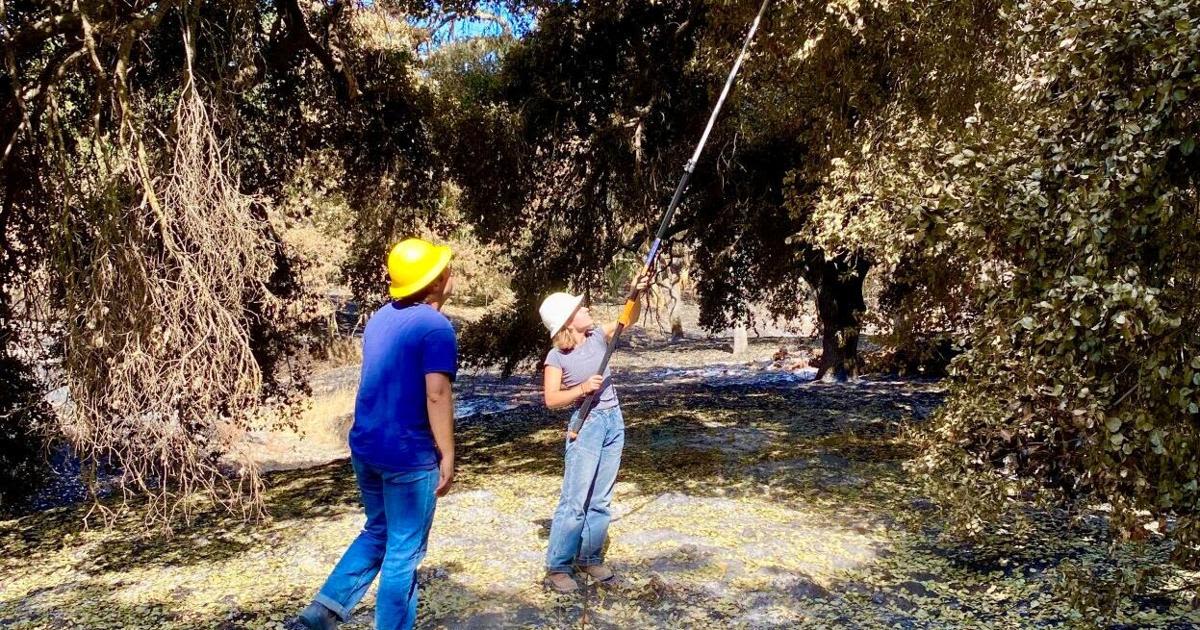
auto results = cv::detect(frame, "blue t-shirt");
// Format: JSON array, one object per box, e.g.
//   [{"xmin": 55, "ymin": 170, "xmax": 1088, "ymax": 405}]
[{"xmin": 349, "ymin": 302, "xmax": 457, "ymax": 471}]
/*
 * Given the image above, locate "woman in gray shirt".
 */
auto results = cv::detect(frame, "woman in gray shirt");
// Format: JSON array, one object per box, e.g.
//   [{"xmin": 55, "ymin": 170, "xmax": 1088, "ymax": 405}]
[{"xmin": 537, "ymin": 274, "xmax": 648, "ymax": 593}]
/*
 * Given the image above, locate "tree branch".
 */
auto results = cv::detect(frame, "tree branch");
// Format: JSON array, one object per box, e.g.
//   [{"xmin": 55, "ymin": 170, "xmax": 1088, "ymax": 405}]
[
  {"xmin": 275, "ymin": 0, "xmax": 359, "ymax": 102},
  {"xmin": 1, "ymin": 11, "xmax": 83, "ymax": 59},
  {"xmin": 1, "ymin": 43, "xmax": 86, "ymax": 171}
]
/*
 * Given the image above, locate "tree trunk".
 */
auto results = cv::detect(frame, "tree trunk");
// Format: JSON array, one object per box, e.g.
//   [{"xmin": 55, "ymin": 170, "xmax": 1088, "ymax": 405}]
[
  {"xmin": 665, "ymin": 248, "xmax": 687, "ymax": 342},
  {"xmin": 732, "ymin": 322, "xmax": 748, "ymax": 356},
  {"xmin": 668, "ymin": 273, "xmax": 685, "ymax": 341},
  {"xmin": 804, "ymin": 253, "xmax": 870, "ymax": 382}
]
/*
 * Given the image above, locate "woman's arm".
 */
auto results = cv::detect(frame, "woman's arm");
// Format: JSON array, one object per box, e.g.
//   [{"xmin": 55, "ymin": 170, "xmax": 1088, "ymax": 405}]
[
  {"xmin": 603, "ymin": 272, "xmax": 651, "ymax": 342},
  {"xmin": 602, "ymin": 301, "xmax": 641, "ymax": 341},
  {"xmin": 544, "ymin": 366, "xmax": 603, "ymax": 409}
]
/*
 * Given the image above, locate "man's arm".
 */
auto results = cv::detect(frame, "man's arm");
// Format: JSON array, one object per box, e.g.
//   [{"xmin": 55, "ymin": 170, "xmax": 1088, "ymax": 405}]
[{"xmin": 426, "ymin": 372, "xmax": 455, "ymax": 497}]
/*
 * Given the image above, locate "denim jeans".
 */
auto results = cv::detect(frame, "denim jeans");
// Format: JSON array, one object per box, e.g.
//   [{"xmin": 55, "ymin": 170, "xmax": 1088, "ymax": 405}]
[
  {"xmin": 545, "ymin": 406, "xmax": 625, "ymax": 574},
  {"xmin": 314, "ymin": 456, "xmax": 438, "ymax": 630}
]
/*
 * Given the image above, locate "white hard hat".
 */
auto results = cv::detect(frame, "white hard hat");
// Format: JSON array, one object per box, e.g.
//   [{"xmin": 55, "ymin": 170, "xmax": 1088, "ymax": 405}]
[{"xmin": 539, "ymin": 292, "xmax": 584, "ymax": 338}]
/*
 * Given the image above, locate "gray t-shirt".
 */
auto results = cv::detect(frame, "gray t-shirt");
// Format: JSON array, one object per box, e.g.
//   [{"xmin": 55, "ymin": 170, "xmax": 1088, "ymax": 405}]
[{"xmin": 544, "ymin": 328, "xmax": 619, "ymax": 410}]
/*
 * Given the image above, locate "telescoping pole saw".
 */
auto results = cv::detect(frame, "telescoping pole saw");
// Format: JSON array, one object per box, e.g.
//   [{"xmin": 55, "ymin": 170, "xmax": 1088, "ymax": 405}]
[{"xmin": 568, "ymin": 0, "xmax": 772, "ymax": 439}]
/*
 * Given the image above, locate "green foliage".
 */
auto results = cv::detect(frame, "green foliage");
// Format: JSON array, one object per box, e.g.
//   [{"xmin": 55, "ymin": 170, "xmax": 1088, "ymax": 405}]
[
  {"xmin": 426, "ymin": 184, "xmax": 516, "ymax": 308},
  {"xmin": 444, "ymin": 0, "xmax": 1015, "ymax": 376},
  {"xmin": 445, "ymin": 1, "xmax": 881, "ymax": 372},
  {"xmin": 925, "ymin": 0, "xmax": 1200, "ymax": 557},
  {"xmin": 0, "ymin": 354, "xmax": 53, "ymax": 514},
  {"xmin": 442, "ymin": 0, "xmax": 713, "ymax": 370},
  {"xmin": 801, "ymin": 0, "xmax": 1200, "ymax": 565}
]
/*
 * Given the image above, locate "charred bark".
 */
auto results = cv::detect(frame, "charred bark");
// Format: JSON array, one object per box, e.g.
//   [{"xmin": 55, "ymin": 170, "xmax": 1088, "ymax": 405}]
[{"xmin": 804, "ymin": 252, "xmax": 870, "ymax": 382}]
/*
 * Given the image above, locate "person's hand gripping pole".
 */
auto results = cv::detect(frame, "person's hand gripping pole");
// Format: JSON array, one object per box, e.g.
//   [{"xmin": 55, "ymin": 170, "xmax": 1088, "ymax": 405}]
[
  {"xmin": 566, "ymin": 269, "xmax": 652, "ymax": 440},
  {"xmin": 565, "ymin": 0, "xmax": 770, "ymax": 440}
]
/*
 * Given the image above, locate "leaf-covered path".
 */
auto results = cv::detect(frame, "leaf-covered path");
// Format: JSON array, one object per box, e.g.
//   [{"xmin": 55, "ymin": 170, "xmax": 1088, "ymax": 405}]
[{"xmin": 2, "ymin": 359, "xmax": 1197, "ymax": 628}]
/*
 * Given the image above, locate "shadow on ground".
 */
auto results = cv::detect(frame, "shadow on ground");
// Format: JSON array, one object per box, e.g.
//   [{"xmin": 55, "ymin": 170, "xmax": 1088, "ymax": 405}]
[{"xmin": 2, "ymin": 371, "xmax": 1197, "ymax": 629}]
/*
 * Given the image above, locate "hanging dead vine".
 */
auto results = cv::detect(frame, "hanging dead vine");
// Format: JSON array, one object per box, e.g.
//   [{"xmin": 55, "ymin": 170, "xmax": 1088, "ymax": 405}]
[
  {"xmin": 2, "ymin": 0, "xmax": 445, "ymax": 526},
  {"xmin": 44, "ymin": 3, "xmax": 276, "ymax": 528}
]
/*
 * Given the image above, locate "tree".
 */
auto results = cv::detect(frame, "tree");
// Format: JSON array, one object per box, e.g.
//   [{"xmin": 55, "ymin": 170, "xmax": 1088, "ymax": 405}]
[
  {"xmin": 0, "ymin": 0, "xmax": 448, "ymax": 524},
  {"xmin": 438, "ymin": 0, "xmax": 711, "ymax": 373},
  {"xmin": 928, "ymin": 0, "xmax": 1200, "ymax": 559},
  {"xmin": 445, "ymin": 0, "xmax": 1003, "ymax": 380},
  {"xmin": 804, "ymin": 0, "xmax": 1200, "ymax": 565}
]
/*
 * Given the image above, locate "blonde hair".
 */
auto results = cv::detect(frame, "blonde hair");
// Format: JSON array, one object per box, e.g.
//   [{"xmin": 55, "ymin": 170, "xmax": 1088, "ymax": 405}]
[{"xmin": 552, "ymin": 328, "xmax": 577, "ymax": 351}]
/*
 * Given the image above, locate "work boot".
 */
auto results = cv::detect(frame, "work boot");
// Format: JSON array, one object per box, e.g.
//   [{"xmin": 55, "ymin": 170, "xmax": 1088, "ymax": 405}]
[
  {"xmin": 578, "ymin": 564, "xmax": 617, "ymax": 585},
  {"xmin": 546, "ymin": 572, "xmax": 580, "ymax": 593},
  {"xmin": 294, "ymin": 601, "xmax": 339, "ymax": 630}
]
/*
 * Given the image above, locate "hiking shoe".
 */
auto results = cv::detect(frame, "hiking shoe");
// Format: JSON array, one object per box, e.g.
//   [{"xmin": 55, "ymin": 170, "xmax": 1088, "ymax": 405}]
[
  {"xmin": 578, "ymin": 564, "xmax": 617, "ymax": 585},
  {"xmin": 295, "ymin": 601, "xmax": 339, "ymax": 630},
  {"xmin": 546, "ymin": 572, "xmax": 580, "ymax": 593}
]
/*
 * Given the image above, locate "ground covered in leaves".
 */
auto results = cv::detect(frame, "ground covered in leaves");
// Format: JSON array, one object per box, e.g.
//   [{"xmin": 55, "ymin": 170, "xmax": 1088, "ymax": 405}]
[{"xmin": 2, "ymin": 338, "xmax": 1199, "ymax": 628}]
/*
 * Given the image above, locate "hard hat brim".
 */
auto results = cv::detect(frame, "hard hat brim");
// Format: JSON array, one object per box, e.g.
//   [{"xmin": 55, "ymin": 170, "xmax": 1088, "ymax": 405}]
[{"xmin": 389, "ymin": 246, "xmax": 453, "ymax": 299}]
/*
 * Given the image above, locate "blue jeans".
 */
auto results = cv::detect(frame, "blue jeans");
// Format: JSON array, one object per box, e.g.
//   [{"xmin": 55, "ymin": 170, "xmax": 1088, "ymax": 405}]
[
  {"xmin": 545, "ymin": 406, "xmax": 625, "ymax": 574},
  {"xmin": 315, "ymin": 456, "xmax": 438, "ymax": 630}
]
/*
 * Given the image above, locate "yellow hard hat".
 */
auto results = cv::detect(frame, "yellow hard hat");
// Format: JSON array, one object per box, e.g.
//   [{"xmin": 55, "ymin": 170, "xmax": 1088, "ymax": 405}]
[{"xmin": 387, "ymin": 238, "xmax": 453, "ymax": 299}]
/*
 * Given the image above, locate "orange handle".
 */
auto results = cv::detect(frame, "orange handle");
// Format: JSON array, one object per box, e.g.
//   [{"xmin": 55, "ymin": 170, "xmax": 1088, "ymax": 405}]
[{"xmin": 617, "ymin": 299, "xmax": 638, "ymax": 327}]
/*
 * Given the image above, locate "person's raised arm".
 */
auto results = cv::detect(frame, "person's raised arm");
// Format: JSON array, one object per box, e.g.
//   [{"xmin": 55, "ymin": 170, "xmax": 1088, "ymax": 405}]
[
  {"xmin": 426, "ymin": 372, "xmax": 455, "ymax": 496},
  {"xmin": 603, "ymin": 272, "xmax": 652, "ymax": 342}
]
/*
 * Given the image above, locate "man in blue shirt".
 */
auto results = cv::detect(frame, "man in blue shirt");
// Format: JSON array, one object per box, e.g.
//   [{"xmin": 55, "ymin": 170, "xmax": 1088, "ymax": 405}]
[{"xmin": 297, "ymin": 238, "xmax": 457, "ymax": 630}]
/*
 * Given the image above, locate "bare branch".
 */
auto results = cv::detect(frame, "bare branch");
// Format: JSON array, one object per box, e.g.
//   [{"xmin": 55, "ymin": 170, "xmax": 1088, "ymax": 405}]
[
  {"xmin": 1, "ymin": 11, "xmax": 83, "ymax": 58},
  {"xmin": 0, "ymin": 42, "xmax": 85, "ymax": 170},
  {"xmin": 276, "ymin": 0, "xmax": 359, "ymax": 102}
]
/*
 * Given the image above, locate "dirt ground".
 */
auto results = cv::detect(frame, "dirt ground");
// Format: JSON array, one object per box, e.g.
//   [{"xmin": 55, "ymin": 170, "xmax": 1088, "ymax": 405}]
[
  {"xmin": 2, "ymin": 335, "xmax": 1198, "ymax": 628},
  {"xmin": 240, "ymin": 301, "xmax": 826, "ymax": 475},
  {"xmin": 3, "ymin": 305, "xmax": 1198, "ymax": 629}
]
